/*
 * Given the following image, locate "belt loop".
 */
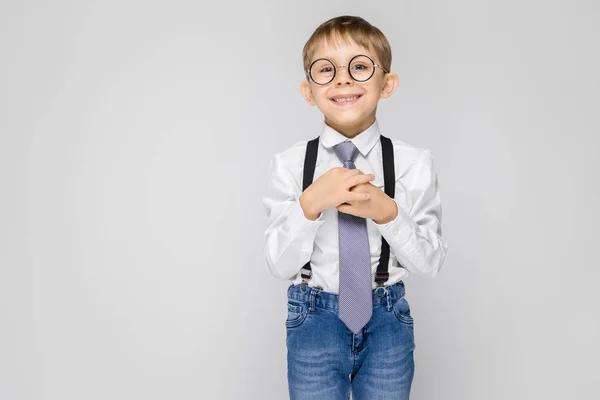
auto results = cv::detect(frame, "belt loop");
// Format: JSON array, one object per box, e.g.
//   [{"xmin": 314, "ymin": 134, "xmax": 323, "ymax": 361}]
[
  {"xmin": 308, "ymin": 286, "xmax": 320, "ymax": 312},
  {"xmin": 386, "ymin": 287, "xmax": 392, "ymax": 311}
]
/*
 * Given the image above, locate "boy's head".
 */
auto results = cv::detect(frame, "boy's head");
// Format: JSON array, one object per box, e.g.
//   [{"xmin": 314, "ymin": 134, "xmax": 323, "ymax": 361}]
[{"xmin": 300, "ymin": 16, "xmax": 399, "ymax": 137}]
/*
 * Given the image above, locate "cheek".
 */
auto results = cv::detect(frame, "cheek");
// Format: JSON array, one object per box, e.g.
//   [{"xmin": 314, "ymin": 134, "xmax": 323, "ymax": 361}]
[
  {"xmin": 360, "ymin": 93, "xmax": 379, "ymax": 106},
  {"xmin": 314, "ymin": 95, "xmax": 336, "ymax": 110},
  {"xmin": 313, "ymin": 88, "xmax": 330, "ymax": 105}
]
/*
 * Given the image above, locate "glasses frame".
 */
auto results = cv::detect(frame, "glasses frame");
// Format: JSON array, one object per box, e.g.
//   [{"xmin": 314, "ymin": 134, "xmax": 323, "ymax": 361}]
[{"xmin": 306, "ymin": 54, "xmax": 389, "ymax": 85}]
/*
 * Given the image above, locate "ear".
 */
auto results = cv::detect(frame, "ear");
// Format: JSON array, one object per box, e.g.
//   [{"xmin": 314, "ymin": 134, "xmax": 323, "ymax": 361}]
[
  {"xmin": 379, "ymin": 72, "xmax": 399, "ymax": 99},
  {"xmin": 300, "ymin": 79, "xmax": 317, "ymax": 106}
]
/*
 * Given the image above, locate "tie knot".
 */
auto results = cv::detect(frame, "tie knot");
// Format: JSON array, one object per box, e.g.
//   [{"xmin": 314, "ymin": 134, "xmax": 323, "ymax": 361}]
[{"xmin": 333, "ymin": 140, "xmax": 359, "ymax": 169}]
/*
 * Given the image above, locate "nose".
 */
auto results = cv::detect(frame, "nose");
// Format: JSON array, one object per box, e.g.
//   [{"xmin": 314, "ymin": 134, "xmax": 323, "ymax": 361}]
[{"xmin": 334, "ymin": 65, "xmax": 353, "ymax": 86}]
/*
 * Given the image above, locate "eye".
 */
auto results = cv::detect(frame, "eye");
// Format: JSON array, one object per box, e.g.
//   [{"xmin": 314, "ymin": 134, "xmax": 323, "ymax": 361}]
[
  {"xmin": 320, "ymin": 67, "xmax": 333, "ymax": 73},
  {"xmin": 351, "ymin": 63, "xmax": 367, "ymax": 71}
]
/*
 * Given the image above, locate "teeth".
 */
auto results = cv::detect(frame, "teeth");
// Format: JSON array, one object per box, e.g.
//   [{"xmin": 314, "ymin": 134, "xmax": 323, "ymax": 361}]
[{"xmin": 334, "ymin": 96, "xmax": 359, "ymax": 103}]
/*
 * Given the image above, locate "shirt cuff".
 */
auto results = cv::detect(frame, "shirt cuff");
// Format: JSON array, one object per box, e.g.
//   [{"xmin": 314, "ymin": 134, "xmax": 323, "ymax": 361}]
[
  {"xmin": 287, "ymin": 195, "xmax": 326, "ymax": 244},
  {"xmin": 372, "ymin": 197, "xmax": 416, "ymax": 244}
]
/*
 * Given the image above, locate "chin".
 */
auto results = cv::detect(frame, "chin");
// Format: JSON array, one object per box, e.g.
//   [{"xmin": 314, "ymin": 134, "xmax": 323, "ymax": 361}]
[{"xmin": 327, "ymin": 113, "xmax": 367, "ymax": 127}]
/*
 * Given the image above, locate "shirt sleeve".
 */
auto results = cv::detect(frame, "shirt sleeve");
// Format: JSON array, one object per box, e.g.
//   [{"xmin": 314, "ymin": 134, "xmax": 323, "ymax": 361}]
[
  {"xmin": 262, "ymin": 153, "xmax": 326, "ymax": 280},
  {"xmin": 373, "ymin": 149, "xmax": 449, "ymax": 279}
]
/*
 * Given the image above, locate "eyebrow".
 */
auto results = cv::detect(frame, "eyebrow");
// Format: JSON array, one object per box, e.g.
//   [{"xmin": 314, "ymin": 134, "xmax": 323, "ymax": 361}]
[{"xmin": 311, "ymin": 54, "xmax": 374, "ymax": 64}]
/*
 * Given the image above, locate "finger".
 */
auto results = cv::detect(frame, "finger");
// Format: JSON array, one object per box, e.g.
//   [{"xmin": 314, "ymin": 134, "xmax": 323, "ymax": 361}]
[
  {"xmin": 344, "ymin": 169, "xmax": 363, "ymax": 179},
  {"xmin": 337, "ymin": 204, "xmax": 366, "ymax": 219},
  {"xmin": 349, "ymin": 192, "xmax": 370, "ymax": 202},
  {"xmin": 345, "ymin": 171, "xmax": 373, "ymax": 185},
  {"xmin": 344, "ymin": 168, "xmax": 363, "ymax": 174},
  {"xmin": 348, "ymin": 173, "xmax": 375, "ymax": 187},
  {"xmin": 336, "ymin": 204, "xmax": 350, "ymax": 213}
]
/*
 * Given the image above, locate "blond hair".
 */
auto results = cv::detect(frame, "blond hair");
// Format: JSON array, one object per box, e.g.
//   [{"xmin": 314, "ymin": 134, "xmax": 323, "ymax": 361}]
[{"xmin": 302, "ymin": 16, "xmax": 392, "ymax": 80}]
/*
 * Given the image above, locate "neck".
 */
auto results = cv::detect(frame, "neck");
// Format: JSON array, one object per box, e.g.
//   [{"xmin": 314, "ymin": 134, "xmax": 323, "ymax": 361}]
[{"xmin": 324, "ymin": 114, "xmax": 376, "ymax": 138}]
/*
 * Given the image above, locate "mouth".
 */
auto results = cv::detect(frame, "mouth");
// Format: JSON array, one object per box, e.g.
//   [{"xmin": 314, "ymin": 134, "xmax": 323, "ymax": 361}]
[{"xmin": 329, "ymin": 94, "xmax": 363, "ymax": 106}]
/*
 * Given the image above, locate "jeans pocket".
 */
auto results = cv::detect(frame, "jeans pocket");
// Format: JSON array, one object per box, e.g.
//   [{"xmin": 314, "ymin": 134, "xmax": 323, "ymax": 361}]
[
  {"xmin": 392, "ymin": 297, "xmax": 414, "ymax": 327},
  {"xmin": 286, "ymin": 300, "xmax": 309, "ymax": 329}
]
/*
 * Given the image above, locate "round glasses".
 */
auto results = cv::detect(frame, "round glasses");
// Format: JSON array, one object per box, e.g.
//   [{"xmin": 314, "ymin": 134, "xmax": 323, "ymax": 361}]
[{"xmin": 306, "ymin": 54, "xmax": 388, "ymax": 85}]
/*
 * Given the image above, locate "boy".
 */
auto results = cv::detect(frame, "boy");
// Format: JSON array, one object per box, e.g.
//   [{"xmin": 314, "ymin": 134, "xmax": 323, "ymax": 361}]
[{"xmin": 262, "ymin": 15, "xmax": 448, "ymax": 400}]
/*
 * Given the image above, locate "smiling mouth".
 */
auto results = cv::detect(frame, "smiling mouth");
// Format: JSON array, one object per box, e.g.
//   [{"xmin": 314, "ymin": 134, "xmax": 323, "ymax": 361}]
[{"xmin": 330, "ymin": 94, "xmax": 363, "ymax": 105}]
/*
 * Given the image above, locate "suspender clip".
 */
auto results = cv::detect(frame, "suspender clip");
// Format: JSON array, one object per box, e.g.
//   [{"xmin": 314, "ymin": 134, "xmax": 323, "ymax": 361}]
[
  {"xmin": 300, "ymin": 267, "xmax": 312, "ymax": 294},
  {"xmin": 300, "ymin": 267, "xmax": 312, "ymax": 281}
]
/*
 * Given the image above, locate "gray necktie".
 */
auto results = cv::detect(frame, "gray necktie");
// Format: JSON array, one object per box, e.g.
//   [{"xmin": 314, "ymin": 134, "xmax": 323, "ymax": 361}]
[{"xmin": 333, "ymin": 140, "xmax": 373, "ymax": 334}]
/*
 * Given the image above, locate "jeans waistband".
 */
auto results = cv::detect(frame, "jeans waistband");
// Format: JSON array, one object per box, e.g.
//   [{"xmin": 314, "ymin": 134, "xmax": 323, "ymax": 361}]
[{"xmin": 287, "ymin": 281, "xmax": 406, "ymax": 312}]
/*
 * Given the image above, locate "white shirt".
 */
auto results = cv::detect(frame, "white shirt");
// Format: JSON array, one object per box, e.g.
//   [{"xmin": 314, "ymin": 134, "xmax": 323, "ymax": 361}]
[{"xmin": 262, "ymin": 119, "xmax": 448, "ymax": 294}]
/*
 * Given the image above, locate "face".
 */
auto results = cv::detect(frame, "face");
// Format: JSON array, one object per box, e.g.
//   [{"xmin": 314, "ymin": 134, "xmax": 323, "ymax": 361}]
[{"xmin": 300, "ymin": 37, "xmax": 398, "ymax": 137}]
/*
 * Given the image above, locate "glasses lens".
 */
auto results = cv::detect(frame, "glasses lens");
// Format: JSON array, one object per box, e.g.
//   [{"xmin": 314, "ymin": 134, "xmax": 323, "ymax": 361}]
[
  {"xmin": 349, "ymin": 55, "xmax": 375, "ymax": 82},
  {"xmin": 310, "ymin": 59, "xmax": 335, "ymax": 85}
]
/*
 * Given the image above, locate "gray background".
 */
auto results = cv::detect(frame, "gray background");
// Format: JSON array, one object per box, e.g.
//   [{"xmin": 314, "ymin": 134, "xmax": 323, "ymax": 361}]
[{"xmin": 1, "ymin": 0, "xmax": 598, "ymax": 399}]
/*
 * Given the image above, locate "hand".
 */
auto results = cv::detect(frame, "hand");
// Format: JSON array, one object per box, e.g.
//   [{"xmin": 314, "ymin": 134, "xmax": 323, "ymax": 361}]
[
  {"xmin": 336, "ymin": 180, "xmax": 398, "ymax": 224},
  {"xmin": 300, "ymin": 167, "xmax": 375, "ymax": 218}
]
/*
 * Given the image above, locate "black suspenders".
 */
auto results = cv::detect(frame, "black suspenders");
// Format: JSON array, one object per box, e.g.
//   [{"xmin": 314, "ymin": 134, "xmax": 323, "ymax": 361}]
[{"xmin": 299, "ymin": 134, "xmax": 397, "ymax": 289}]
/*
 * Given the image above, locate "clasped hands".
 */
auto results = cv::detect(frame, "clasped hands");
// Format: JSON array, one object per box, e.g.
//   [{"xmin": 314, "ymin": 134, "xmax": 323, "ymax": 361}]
[{"xmin": 300, "ymin": 167, "xmax": 398, "ymax": 224}]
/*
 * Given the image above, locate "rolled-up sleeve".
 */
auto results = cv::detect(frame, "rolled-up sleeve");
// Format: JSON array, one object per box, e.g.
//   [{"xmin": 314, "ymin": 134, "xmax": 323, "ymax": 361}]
[
  {"xmin": 262, "ymin": 153, "xmax": 326, "ymax": 280},
  {"xmin": 373, "ymin": 149, "xmax": 448, "ymax": 279}
]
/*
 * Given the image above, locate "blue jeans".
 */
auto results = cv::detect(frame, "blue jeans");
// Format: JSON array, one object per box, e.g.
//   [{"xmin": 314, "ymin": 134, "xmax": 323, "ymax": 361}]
[{"xmin": 285, "ymin": 281, "xmax": 415, "ymax": 400}]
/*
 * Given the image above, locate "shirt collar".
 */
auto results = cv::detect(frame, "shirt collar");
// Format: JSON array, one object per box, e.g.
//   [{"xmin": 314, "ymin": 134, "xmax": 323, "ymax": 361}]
[{"xmin": 320, "ymin": 119, "xmax": 381, "ymax": 157}]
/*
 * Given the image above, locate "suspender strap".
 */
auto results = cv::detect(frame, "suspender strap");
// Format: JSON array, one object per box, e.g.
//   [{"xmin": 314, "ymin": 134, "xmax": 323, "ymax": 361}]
[
  {"xmin": 299, "ymin": 135, "xmax": 396, "ymax": 286},
  {"xmin": 375, "ymin": 135, "xmax": 395, "ymax": 286},
  {"xmin": 299, "ymin": 137, "xmax": 320, "ymax": 282},
  {"xmin": 302, "ymin": 137, "xmax": 320, "ymax": 193}
]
